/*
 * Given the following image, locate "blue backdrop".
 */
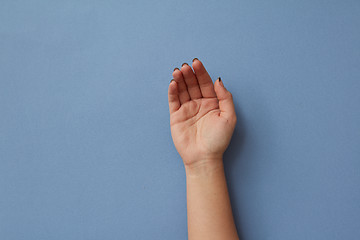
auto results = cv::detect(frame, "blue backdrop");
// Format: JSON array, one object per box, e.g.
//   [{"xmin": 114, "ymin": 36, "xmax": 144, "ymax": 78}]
[{"xmin": 1, "ymin": 1, "xmax": 359, "ymax": 239}]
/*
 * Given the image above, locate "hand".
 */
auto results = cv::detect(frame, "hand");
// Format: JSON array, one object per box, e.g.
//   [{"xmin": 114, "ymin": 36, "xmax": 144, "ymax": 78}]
[{"xmin": 168, "ymin": 59, "xmax": 237, "ymax": 168}]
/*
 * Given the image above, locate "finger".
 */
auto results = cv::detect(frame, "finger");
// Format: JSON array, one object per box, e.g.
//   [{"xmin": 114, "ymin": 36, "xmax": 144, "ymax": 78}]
[
  {"xmin": 168, "ymin": 80, "xmax": 181, "ymax": 114},
  {"xmin": 173, "ymin": 68, "xmax": 191, "ymax": 104},
  {"xmin": 180, "ymin": 63, "xmax": 202, "ymax": 100},
  {"xmin": 214, "ymin": 78, "xmax": 236, "ymax": 122},
  {"xmin": 192, "ymin": 58, "xmax": 216, "ymax": 98}
]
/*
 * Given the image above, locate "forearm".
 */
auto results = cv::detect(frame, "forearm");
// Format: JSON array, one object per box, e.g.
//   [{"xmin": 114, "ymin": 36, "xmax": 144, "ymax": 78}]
[{"xmin": 185, "ymin": 159, "xmax": 239, "ymax": 240}]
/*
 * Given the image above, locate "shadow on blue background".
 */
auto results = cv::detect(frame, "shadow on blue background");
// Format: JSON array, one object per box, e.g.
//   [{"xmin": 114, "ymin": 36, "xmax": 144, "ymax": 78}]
[{"xmin": 1, "ymin": 1, "xmax": 360, "ymax": 239}]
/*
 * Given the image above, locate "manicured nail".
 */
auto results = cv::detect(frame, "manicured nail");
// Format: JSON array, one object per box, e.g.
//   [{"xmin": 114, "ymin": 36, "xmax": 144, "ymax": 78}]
[
  {"xmin": 173, "ymin": 67, "xmax": 179, "ymax": 72},
  {"xmin": 181, "ymin": 62, "xmax": 188, "ymax": 67},
  {"xmin": 218, "ymin": 77, "xmax": 224, "ymax": 87},
  {"xmin": 192, "ymin": 58, "xmax": 199, "ymax": 62}
]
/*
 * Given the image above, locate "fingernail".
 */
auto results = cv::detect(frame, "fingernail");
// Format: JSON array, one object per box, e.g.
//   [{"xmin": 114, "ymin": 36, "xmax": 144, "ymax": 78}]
[
  {"xmin": 173, "ymin": 67, "xmax": 179, "ymax": 72},
  {"xmin": 181, "ymin": 62, "xmax": 188, "ymax": 67},
  {"xmin": 192, "ymin": 58, "xmax": 199, "ymax": 62},
  {"xmin": 170, "ymin": 79, "xmax": 175, "ymax": 83},
  {"xmin": 218, "ymin": 77, "xmax": 224, "ymax": 87}
]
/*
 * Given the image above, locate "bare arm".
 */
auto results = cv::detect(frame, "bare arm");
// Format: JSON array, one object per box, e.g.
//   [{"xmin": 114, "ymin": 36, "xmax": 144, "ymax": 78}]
[
  {"xmin": 185, "ymin": 160, "xmax": 239, "ymax": 239},
  {"xmin": 168, "ymin": 58, "xmax": 239, "ymax": 240}
]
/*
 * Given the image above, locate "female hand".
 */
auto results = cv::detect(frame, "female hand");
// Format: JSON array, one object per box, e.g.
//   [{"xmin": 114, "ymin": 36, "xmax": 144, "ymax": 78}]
[{"xmin": 168, "ymin": 59, "xmax": 237, "ymax": 168}]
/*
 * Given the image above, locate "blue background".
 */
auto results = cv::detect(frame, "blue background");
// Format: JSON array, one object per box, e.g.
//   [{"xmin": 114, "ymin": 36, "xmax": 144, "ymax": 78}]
[{"xmin": 1, "ymin": 1, "xmax": 359, "ymax": 239}]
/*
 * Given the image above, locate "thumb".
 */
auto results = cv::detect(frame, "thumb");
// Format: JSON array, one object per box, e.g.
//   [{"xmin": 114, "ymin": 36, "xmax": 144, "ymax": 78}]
[{"xmin": 214, "ymin": 77, "xmax": 236, "ymax": 122}]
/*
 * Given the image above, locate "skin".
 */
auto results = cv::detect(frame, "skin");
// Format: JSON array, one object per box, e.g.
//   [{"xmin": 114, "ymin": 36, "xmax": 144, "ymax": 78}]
[{"xmin": 168, "ymin": 59, "xmax": 239, "ymax": 240}]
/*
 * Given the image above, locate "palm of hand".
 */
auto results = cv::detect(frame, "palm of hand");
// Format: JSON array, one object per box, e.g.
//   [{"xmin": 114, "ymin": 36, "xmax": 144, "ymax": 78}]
[
  {"xmin": 168, "ymin": 59, "xmax": 236, "ymax": 166},
  {"xmin": 171, "ymin": 97, "xmax": 232, "ymax": 165}
]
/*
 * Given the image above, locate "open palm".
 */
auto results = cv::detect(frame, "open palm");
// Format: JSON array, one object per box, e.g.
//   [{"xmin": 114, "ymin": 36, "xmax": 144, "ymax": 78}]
[{"xmin": 168, "ymin": 59, "xmax": 237, "ymax": 167}]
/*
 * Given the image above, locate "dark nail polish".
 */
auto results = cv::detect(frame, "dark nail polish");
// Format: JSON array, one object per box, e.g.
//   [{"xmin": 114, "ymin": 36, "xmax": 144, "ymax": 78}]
[
  {"xmin": 181, "ymin": 62, "xmax": 188, "ymax": 67},
  {"xmin": 173, "ymin": 67, "xmax": 179, "ymax": 72},
  {"xmin": 170, "ymin": 79, "xmax": 174, "ymax": 83},
  {"xmin": 218, "ymin": 77, "xmax": 222, "ymax": 82},
  {"xmin": 192, "ymin": 58, "xmax": 199, "ymax": 62}
]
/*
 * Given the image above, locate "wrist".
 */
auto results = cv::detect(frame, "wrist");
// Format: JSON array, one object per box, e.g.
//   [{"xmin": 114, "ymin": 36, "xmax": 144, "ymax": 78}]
[{"xmin": 184, "ymin": 157, "xmax": 224, "ymax": 177}]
